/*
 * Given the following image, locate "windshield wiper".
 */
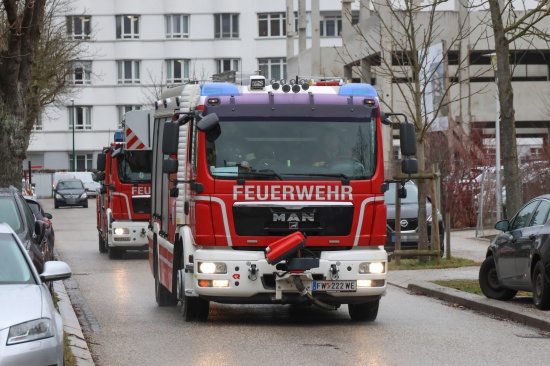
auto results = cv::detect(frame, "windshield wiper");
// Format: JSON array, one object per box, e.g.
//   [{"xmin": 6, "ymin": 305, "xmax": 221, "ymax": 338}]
[
  {"xmin": 286, "ymin": 173, "xmax": 351, "ymax": 180},
  {"xmin": 238, "ymin": 170, "xmax": 283, "ymax": 181}
]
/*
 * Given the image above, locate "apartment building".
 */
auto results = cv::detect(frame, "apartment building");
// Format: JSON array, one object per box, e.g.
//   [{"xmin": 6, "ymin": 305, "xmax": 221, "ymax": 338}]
[{"xmin": 26, "ymin": 0, "xmax": 350, "ymax": 171}]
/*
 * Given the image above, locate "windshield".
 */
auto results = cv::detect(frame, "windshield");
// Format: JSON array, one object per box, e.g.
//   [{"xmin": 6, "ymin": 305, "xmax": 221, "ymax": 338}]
[
  {"xmin": 384, "ymin": 182, "xmax": 418, "ymax": 204},
  {"xmin": 0, "ymin": 233, "xmax": 34, "ymax": 284},
  {"xmin": 117, "ymin": 150, "xmax": 153, "ymax": 183},
  {"xmin": 206, "ymin": 120, "xmax": 377, "ymax": 180},
  {"xmin": 57, "ymin": 180, "xmax": 84, "ymax": 189}
]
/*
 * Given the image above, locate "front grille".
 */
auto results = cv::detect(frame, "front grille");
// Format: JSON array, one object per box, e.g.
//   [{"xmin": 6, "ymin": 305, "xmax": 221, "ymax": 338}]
[
  {"xmin": 132, "ymin": 197, "xmax": 151, "ymax": 214},
  {"xmin": 387, "ymin": 218, "xmax": 418, "ymax": 231},
  {"xmin": 233, "ymin": 205, "xmax": 354, "ymax": 236}
]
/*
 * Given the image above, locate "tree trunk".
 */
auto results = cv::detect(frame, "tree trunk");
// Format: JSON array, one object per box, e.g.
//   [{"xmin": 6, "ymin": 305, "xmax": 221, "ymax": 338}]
[
  {"xmin": 0, "ymin": 0, "xmax": 47, "ymax": 187},
  {"xmin": 488, "ymin": 0, "xmax": 523, "ymax": 217}
]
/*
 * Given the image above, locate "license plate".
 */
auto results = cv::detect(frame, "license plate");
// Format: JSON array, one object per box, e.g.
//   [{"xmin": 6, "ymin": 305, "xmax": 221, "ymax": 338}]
[{"xmin": 312, "ymin": 280, "xmax": 356, "ymax": 292}]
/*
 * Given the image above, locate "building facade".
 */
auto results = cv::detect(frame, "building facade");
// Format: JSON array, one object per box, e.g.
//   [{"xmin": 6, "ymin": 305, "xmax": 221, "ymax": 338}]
[{"xmin": 26, "ymin": 0, "xmax": 350, "ymax": 171}]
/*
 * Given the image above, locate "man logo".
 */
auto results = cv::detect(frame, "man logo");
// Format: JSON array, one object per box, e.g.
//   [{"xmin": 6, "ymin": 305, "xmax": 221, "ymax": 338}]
[
  {"xmin": 289, "ymin": 222, "xmax": 298, "ymax": 229},
  {"xmin": 273, "ymin": 213, "xmax": 314, "ymax": 222}
]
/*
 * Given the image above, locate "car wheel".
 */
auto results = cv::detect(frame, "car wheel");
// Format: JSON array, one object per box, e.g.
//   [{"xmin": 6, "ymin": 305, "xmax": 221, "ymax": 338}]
[
  {"xmin": 54, "ymin": 202, "xmax": 59, "ymax": 209},
  {"xmin": 479, "ymin": 256, "xmax": 517, "ymax": 300},
  {"xmin": 532, "ymin": 261, "xmax": 550, "ymax": 310},
  {"xmin": 98, "ymin": 234, "xmax": 107, "ymax": 254},
  {"xmin": 83, "ymin": 203, "xmax": 88, "ymax": 208},
  {"xmin": 348, "ymin": 299, "xmax": 379, "ymax": 322}
]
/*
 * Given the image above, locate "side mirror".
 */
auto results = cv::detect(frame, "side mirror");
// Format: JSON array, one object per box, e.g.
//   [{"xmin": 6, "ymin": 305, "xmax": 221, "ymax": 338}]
[
  {"xmin": 95, "ymin": 171, "xmax": 105, "ymax": 181},
  {"xmin": 162, "ymin": 159, "xmax": 178, "ymax": 175},
  {"xmin": 34, "ymin": 220, "xmax": 45, "ymax": 238},
  {"xmin": 400, "ymin": 122, "xmax": 416, "ymax": 156},
  {"xmin": 197, "ymin": 113, "xmax": 221, "ymax": 142},
  {"xmin": 162, "ymin": 122, "xmax": 179, "ymax": 155},
  {"xmin": 44, "ymin": 213, "xmax": 53, "ymax": 220},
  {"xmin": 97, "ymin": 153, "xmax": 106, "ymax": 172},
  {"xmin": 401, "ymin": 158, "xmax": 418, "ymax": 175},
  {"xmin": 495, "ymin": 219, "xmax": 509, "ymax": 232}
]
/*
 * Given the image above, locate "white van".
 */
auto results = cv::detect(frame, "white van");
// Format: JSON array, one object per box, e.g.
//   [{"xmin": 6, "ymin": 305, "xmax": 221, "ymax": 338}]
[{"xmin": 53, "ymin": 171, "xmax": 100, "ymax": 197}]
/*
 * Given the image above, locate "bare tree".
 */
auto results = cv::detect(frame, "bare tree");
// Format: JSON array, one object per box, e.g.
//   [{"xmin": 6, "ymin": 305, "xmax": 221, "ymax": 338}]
[
  {"xmin": 0, "ymin": 0, "xmax": 86, "ymax": 186},
  {"xmin": 340, "ymin": 0, "xmax": 486, "ymax": 253},
  {"xmin": 485, "ymin": 0, "xmax": 550, "ymax": 217}
]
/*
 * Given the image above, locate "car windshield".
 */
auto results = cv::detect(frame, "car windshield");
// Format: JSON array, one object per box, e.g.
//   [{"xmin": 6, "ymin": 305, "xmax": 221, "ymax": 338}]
[
  {"xmin": 57, "ymin": 180, "xmax": 84, "ymax": 189},
  {"xmin": 384, "ymin": 182, "xmax": 418, "ymax": 204},
  {"xmin": 205, "ymin": 120, "xmax": 377, "ymax": 181},
  {"xmin": 117, "ymin": 150, "xmax": 153, "ymax": 183},
  {"xmin": 0, "ymin": 197, "xmax": 23, "ymax": 233},
  {"xmin": 0, "ymin": 233, "xmax": 35, "ymax": 284}
]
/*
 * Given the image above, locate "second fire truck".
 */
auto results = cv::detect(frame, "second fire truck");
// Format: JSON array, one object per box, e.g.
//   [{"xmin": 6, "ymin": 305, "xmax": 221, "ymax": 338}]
[
  {"xmin": 148, "ymin": 76, "xmax": 417, "ymax": 321},
  {"xmin": 95, "ymin": 110, "xmax": 154, "ymax": 259}
]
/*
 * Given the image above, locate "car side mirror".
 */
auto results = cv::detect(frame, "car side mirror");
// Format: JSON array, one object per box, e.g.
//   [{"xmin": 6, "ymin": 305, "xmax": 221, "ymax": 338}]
[{"xmin": 44, "ymin": 213, "xmax": 53, "ymax": 220}]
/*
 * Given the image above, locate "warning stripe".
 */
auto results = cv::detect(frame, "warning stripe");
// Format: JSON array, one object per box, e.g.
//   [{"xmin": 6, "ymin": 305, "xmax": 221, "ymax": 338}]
[{"xmin": 125, "ymin": 127, "xmax": 145, "ymax": 149}]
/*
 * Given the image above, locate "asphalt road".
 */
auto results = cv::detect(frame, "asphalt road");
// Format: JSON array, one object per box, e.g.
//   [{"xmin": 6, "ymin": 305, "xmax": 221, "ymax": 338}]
[{"xmin": 44, "ymin": 198, "xmax": 550, "ymax": 366}]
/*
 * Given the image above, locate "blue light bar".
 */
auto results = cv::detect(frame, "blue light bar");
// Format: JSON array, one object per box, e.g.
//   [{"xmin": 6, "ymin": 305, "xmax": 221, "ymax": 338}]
[
  {"xmin": 201, "ymin": 82, "xmax": 239, "ymax": 96},
  {"xmin": 114, "ymin": 131, "xmax": 124, "ymax": 142},
  {"xmin": 338, "ymin": 83, "xmax": 378, "ymax": 97}
]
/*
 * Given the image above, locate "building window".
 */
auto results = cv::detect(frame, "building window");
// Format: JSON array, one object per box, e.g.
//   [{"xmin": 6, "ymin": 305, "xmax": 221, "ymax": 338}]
[
  {"xmin": 258, "ymin": 13, "xmax": 286, "ymax": 37},
  {"xmin": 214, "ymin": 14, "xmax": 239, "ymax": 38},
  {"xmin": 166, "ymin": 14, "xmax": 189, "ymax": 38},
  {"xmin": 117, "ymin": 60, "xmax": 141, "ymax": 84},
  {"xmin": 116, "ymin": 15, "xmax": 140, "ymax": 39},
  {"xmin": 118, "ymin": 105, "xmax": 142, "ymax": 129},
  {"xmin": 166, "ymin": 59, "xmax": 189, "ymax": 84},
  {"xmin": 69, "ymin": 106, "xmax": 92, "ymax": 130},
  {"xmin": 72, "ymin": 61, "xmax": 92, "ymax": 85},
  {"xmin": 216, "ymin": 59, "xmax": 240, "ymax": 73},
  {"xmin": 258, "ymin": 58, "xmax": 286, "ymax": 80},
  {"xmin": 70, "ymin": 153, "xmax": 94, "ymax": 171},
  {"xmin": 33, "ymin": 112, "xmax": 43, "ymax": 131},
  {"xmin": 66, "ymin": 15, "xmax": 91, "ymax": 40},
  {"xmin": 320, "ymin": 16, "xmax": 342, "ymax": 37}
]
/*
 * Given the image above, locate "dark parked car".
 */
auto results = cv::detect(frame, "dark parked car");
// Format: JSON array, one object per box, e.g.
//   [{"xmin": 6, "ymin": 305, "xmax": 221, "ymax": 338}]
[
  {"xmin": 24, "ymin": 196, "xmax": 55, "ymax": 248},
  {"xmin": 384, "ymin": 180, "xmax": 444, "ymax": 254},
  {"xmin": 54, "ymin": 178, "xmax": 88, "ymax": 208},
  {"xmin": 0, "ymin": 186, "xmax": 49, "ymax": 272},
  {"xmin": 479, "ymin": 194, "xmax": 550, "ymax": 309}
]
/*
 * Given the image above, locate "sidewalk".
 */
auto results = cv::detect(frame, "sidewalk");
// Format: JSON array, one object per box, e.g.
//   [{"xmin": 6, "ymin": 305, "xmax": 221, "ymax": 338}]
[{"xmin": 388, "ymin": 229, "xmax": 550, "ymax": 332}]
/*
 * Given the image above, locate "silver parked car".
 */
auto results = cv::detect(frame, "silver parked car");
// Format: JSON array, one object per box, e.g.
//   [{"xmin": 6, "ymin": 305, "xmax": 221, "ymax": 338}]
[{"xmin": 0, "ymin": 222, "xmax": 72, "ymax": 366}]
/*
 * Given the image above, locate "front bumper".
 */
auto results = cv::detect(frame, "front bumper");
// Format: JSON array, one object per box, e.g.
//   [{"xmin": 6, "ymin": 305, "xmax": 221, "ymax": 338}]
[
  {"xmin": 55, "ymin": 196, "xmax": 87, "ymax": 206},
  {"xmin": 185, "ymin": 247, "xmax": 387, "ymax": 304},
  {"xmin": 109, "ymin": 221, "xmax": 149, "ymax": 249}
]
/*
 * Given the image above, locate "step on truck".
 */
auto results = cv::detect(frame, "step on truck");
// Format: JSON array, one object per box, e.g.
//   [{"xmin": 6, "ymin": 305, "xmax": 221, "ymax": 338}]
[
  {"xmin": 95, "ymin": 109, "xmax": 154, "ymax": 259},
  {"xmin": 148, "ymin": 76, "xmax": 417, "ymax": 321}
]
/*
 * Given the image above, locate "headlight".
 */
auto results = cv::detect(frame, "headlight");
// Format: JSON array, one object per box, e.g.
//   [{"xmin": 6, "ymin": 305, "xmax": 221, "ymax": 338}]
[
  {"xmin": 55, "ymin": 193, "xmax": 62, "ymax": 199},
  {"xmin": 358, "ymin": 262, "xmax": 385, "ymax": 274},
  {"xmin": 114, "ymin": 228, "xmax": 129, "ymax": 235},
  {"xmin": 7, "ymin": 318, "xmax": 55, "ymax": 345},
  {"xmin": 80, "ymin": 192, "xmax": 87, "ymax": 199},
  {"xmin": 198, "ymin": 262, "xmax": 227, "ymax": 274}
]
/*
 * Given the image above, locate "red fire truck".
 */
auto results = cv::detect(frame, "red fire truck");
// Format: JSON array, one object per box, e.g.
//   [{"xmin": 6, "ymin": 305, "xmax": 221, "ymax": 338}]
[
  {"xmin": 95, "ymin": 110, "xmax": 154, "ymax": 259},
  {"xmin": 148, "ymin": 76, "xmax": 416, "ymax": 321}
]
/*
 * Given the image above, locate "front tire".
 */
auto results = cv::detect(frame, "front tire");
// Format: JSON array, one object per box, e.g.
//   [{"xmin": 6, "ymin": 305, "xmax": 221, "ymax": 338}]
[
  {"xmin": 98, "ymin": 234, "xmax": 107, "ymax": 253},
  {"xmin": 532, "ymin": 261, "xmax": 550, "ymax": 310},
  {"xmin": 181, "ymin": 296, "xmax": 210, "ymax": 322},
  {"xmin": 107, "ymin": 245, "xmax": 123, "ymax": 260},
  {"xmin": 479, "ymin": 256, "xmax": 517, "ymax": 300},
  {"xmin": 348, "ymin": 299, "xmax": 379, "ymax": 322}
]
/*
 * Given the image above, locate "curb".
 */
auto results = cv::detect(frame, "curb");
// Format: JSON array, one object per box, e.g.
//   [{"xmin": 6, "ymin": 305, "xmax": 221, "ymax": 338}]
[
  {"xmin": 54, "ymin": 281, "xmax": 95, "ymax": 366},
  {"xmin": 407, "ymin": 281, "xmax": 550, "ymax": 332}
]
